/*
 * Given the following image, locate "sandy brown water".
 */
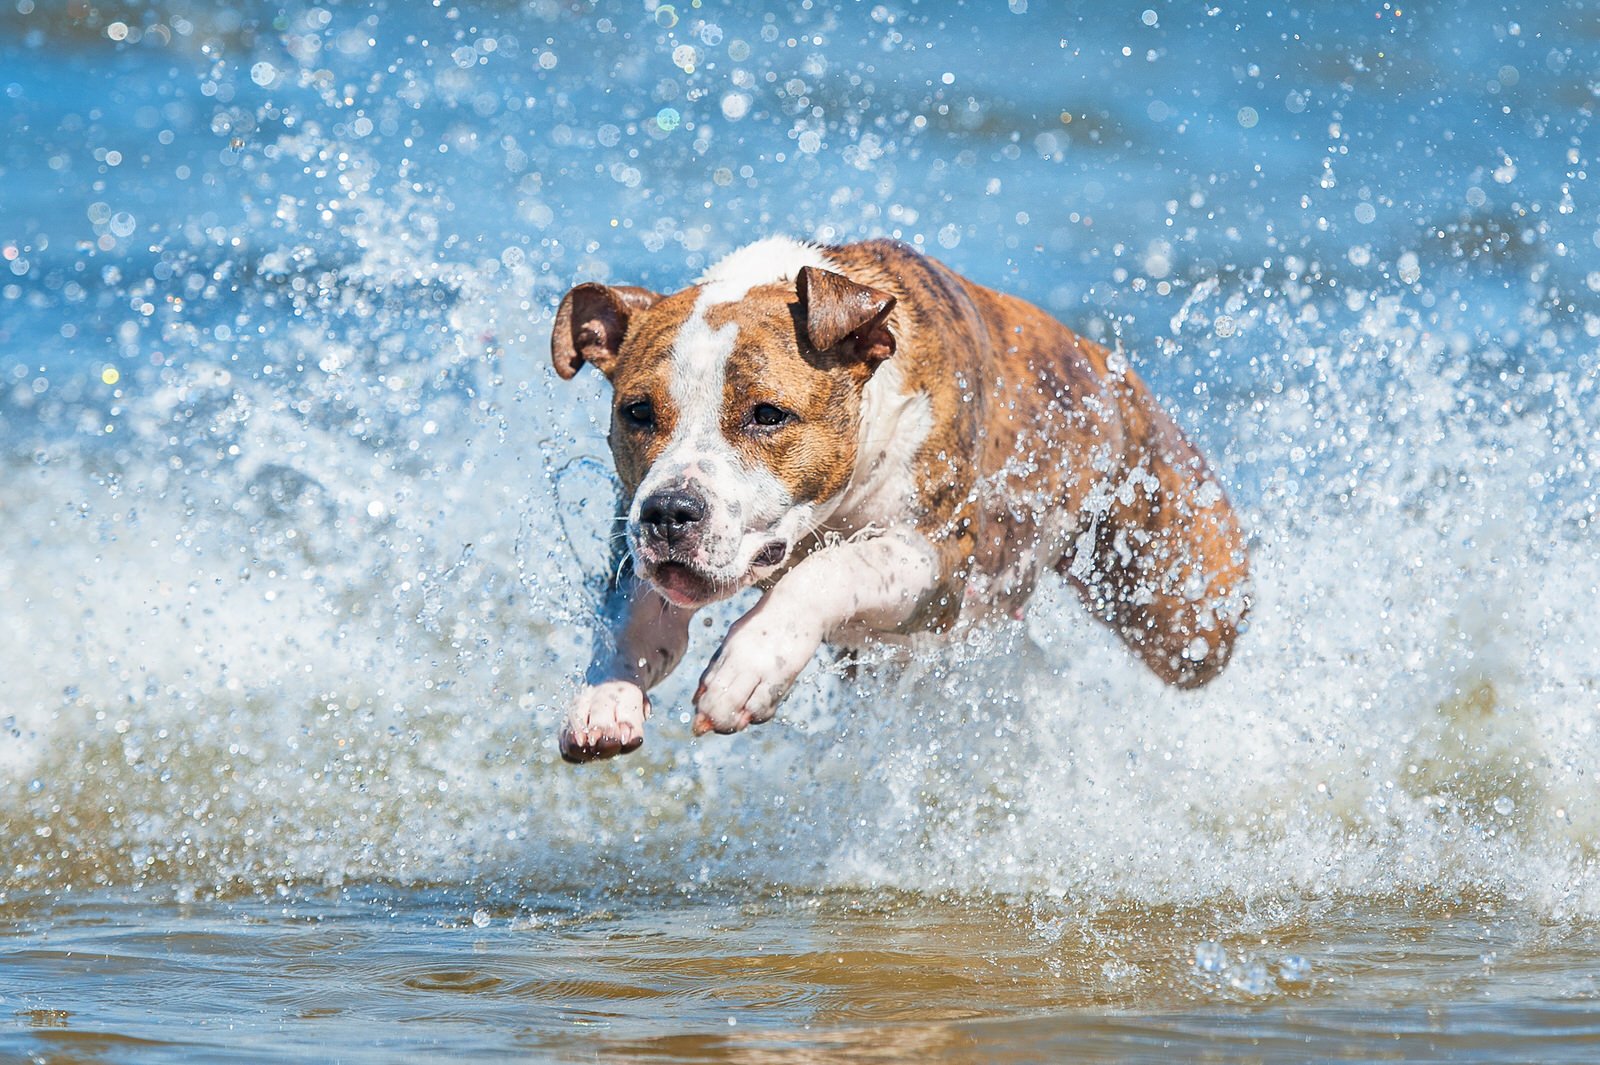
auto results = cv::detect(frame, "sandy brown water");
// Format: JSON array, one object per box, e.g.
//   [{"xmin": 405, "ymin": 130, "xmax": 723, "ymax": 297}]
[{"xmin": 7, "ymin": 887, "xmax": 1600, "ymax": 1062}]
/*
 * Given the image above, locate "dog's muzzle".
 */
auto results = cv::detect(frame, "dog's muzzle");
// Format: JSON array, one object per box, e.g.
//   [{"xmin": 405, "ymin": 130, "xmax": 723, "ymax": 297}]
[{"xmin": 638, "ymin": 488, "xmax": 707, "ymax": 552}]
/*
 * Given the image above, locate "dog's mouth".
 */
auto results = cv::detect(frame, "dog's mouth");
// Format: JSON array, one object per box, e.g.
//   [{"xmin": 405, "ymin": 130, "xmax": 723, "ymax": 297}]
[
  {"xmin": 647, "ymin": 561, "xmax": 729, "ymax": 608},
  {"xmin": 642, "ymin": 541, "xmax": 789, "ymax": 609}
]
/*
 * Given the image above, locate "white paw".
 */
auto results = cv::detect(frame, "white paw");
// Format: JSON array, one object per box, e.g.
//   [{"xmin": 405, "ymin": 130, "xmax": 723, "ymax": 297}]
[
  {"xmin": 560, "ymin": 680, "xmax": 650, "ymax": 762},
  {"xmin": 692, "ymin": 616, "xmax": 821, "ymax": 736}
]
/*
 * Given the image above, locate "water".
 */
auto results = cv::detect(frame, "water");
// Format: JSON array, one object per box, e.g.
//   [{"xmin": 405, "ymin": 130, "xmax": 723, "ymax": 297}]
[
  {"xmin": 2, "ymin": 0, "xmax": 1599, "ymax": 1058},
  {"xmin": 9, "ymin": 889, "xmax": 1600, "ymax": 1063}
]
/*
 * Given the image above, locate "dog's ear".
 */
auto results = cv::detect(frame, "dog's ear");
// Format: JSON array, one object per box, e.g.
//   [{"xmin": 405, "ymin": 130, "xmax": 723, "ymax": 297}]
[
  {"xmin": 796, "ymin": 266, "xmax": 896, "ymax": 365},
  {"xmin": 551, "ymin": 283, "xmax": 661, "ymax": 380}
]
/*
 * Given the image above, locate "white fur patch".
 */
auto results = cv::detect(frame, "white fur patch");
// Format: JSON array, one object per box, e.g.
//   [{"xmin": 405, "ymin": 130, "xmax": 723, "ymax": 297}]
[
  {"xmin": 825, "ymin": 360, "xmax": 934, "ymax": 531},
  {"xmin": 666, "ymin": 310, "xmax": 736, "ymax": 425},
  {"xmin": 692, "ymin": 526, "xmax": 939, "ymax": 730},
  {"xmin": 668, "ymin": 236, "xmax": 832, "ymax": 429},
  {"xmin": 696, "ymin": 236, "xmax": 833, "ymax": 304}
]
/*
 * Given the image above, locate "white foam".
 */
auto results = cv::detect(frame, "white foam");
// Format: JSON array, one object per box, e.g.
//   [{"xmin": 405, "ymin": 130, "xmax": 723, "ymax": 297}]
[{"xmin": 3, "ymin": 221, "xmax": 1597, "ymax": 916}]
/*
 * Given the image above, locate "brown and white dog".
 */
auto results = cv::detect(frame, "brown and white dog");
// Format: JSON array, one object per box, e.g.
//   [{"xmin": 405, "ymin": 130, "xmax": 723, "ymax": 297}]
[{"xmin": 550, "ymin": 237, "xmax": 1249, "ymax": 762}]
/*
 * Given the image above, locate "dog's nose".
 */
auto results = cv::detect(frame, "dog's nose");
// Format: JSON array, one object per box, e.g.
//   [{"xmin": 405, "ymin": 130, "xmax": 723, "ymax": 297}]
[{"xmin": 639, "ymin": 489, "xmax": 707, "ymax": 545}]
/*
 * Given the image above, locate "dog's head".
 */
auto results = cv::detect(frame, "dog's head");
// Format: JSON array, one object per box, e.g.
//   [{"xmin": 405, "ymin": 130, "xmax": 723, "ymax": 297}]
[{"xmin": 551, "ymin": 246, "xmax": 896, "ymax": 608}]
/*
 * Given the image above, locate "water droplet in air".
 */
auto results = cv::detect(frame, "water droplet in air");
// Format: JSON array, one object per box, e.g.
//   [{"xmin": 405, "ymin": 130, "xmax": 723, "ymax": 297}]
[
  {"xmin": 1278, "ymin": 955, "xmax": 1312, "ymax": 984},
  {"xmin": 1226, "ymin": 960, "xmax": 1271, "ymax": 995},
  {"xmin": 1194, "ymin": 941, "xmax": 1227, "ymax": 973},
  {"xmin": 1214, "ymin": 315, "xmax": 1235, "ymax": 337},
  {"xmin": 472, "ymin": 909, "xmax": 491, "ymax": 928},
  {"xmin": 1493, "ymin": 795, "xmax": 1515, "ymax": 816}
]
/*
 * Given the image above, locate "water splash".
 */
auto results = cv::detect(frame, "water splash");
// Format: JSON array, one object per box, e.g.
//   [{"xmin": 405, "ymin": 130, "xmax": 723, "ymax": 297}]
[{"xmin": 2, "ymin": 1, "xmax": 1597, "ymax": 917}]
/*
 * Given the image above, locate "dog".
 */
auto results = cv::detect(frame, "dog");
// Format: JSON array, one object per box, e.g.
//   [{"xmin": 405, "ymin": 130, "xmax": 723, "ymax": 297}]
[{"xmin": 550, "ymin": 237, "xmax": 1249, "ymax": 762}]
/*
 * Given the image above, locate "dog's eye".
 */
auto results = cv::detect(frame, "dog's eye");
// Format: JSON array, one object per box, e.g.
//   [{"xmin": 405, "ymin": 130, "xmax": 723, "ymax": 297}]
[
  {"xmin": 620, "ymin": 400, "xmax": 655, "ymax": 429},
  {"xmin": 749, "ymin": 403, "xmax": 792, "ymax": 428}
]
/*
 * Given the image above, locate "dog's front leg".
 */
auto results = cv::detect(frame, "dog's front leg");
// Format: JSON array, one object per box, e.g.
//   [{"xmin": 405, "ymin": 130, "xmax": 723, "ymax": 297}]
[
  {"xmin": 692, "ymin": 529, "xmax": 938, "ymax": 736},
  {"xmin": 561, "ymin": 574, "xmax": 694, "ymax": 762}
]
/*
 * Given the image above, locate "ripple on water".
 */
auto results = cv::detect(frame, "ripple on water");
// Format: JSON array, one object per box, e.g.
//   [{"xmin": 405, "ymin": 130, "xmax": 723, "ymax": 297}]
[
  {"xmin": 3, "ymin": 889, "xmax": 1600, "ymax": 1061},
  {"xmin": 402, "ymin": 969, "xmax": 505, "ymax": 994}
]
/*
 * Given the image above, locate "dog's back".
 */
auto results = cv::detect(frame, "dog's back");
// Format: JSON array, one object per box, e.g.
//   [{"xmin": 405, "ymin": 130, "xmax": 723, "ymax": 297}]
[{"xmin": 829, "ymin": 239, "xmax": 1250, "ymax": 684}]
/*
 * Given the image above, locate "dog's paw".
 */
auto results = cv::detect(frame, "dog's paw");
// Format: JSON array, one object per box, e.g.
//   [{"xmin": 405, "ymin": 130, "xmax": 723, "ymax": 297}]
[
  {"xmin": 560, "ymin": 680, "xmax": 650, "ymax": 763},
  {"xmin": 692, "ymin": 617, "xmax": 821, "ymax": 737}
]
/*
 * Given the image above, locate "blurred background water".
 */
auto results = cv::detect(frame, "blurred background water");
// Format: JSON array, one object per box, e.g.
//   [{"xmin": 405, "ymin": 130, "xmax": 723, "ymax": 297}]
[{"xmin": 2, "ymin": 0, "xmax": 1599, "ymax": 1059}]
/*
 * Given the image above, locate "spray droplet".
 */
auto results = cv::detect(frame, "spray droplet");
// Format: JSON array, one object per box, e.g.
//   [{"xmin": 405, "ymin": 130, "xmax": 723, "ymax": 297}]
[
  {"xmin": 1194, "ymin": 941, "xmax": 1227, "ymax": 973},
  {"xmin": 471, "ymin": 909, "xmax": 491, "ymax": 928},
  {"xmin": 1214, "ymin": 315, "xmax": 1236, "ymax": 337},
  {"xmin": 1278, "ymin": 955, "xmax": 1312, "ymax": 984},
  {"xmin": 1226, "ymin": 960, "xmax": 1272, "ymax": 995},
  {"xmin": 1494, "ymin": 795, "xmax": 1515, "ymax": 817}
]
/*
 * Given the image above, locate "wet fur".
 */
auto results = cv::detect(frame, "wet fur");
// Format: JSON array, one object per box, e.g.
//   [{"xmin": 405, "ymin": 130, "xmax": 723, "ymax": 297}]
[
  {"xmin": 821, "ymin": 240, "xmax": 1249, "ymax": 684},
  {"xmin": 550, "ymin": 238, "xmax": 1250, "ymax": 760}
]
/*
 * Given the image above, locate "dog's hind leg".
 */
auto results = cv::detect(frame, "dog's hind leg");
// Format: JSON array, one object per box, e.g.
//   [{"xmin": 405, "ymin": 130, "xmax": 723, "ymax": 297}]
[{"xmin": 1059, "ymin": 403, "xmax": 1251, "ymax": 688}]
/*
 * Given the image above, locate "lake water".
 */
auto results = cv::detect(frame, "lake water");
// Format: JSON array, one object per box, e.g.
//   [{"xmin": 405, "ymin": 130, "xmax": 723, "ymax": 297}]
[{"xmin": 3, "ymin": 0, "xmax": 1599, "ymax": 1060}]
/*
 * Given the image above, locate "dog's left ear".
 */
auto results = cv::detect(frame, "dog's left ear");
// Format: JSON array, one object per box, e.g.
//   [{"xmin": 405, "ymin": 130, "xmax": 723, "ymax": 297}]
[
  {"xmin": 551, "ymin": 283, "xmax": 661, "ymax": 380},
  {"xmin": 796, "ymin": 266, "xmax": 896, "ymax": 365}
]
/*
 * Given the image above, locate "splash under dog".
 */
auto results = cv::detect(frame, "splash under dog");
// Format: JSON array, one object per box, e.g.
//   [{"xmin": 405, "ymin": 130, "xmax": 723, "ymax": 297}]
[{"xmin": 550, "ymin": 237, "xmax": 1249, "ymax": 762}]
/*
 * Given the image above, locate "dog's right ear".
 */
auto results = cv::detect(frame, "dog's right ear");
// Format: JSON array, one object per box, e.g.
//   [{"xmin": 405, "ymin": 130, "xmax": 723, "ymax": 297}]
[
  {"xmin": 796, "ymin": 266, "xmax": 896, "ymax": 366},
  {"xmin": 551, "ymin": 283, "xmax": 661, "ymax": 380}
]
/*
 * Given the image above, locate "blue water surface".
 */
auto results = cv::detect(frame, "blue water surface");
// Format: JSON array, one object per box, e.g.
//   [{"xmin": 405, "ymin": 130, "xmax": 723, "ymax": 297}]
[{"xmin": 3, "ymin": 0, "xmax": 1592, "ymax": 423}]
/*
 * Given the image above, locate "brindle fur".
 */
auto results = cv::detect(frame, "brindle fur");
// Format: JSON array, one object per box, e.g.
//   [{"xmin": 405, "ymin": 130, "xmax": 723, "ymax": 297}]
[
  {"xmin": 822, "ymin": 240, "xmax": 1249, "ymax": 684},
  {"xmin": 554, "ymin": 238, "xmax": 1249, "ymax": 691}
]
